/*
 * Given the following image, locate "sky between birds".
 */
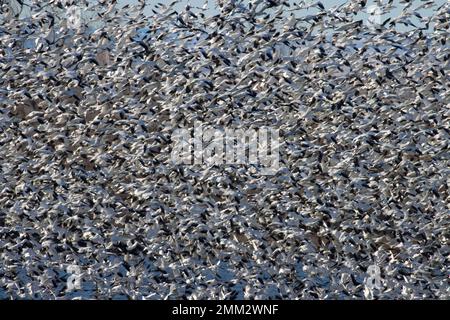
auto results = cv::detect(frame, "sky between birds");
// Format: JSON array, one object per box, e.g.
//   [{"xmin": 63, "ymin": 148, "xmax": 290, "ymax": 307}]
[
  {"xmin": 118, "ymin": 0, "xmax": 448, "ymax": 32},
  {"xmin": 6, "ymin": 0, "xmax": 448, "ymax": 32}
]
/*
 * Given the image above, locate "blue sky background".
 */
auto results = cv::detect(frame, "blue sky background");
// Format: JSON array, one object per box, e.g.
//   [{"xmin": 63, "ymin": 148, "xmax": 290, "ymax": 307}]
[
  {"xmin": 8, "ymin": 0, "xmax": 448, "ymax": 32},
  {"xmin": 117, "ymin": 0, "xmax": 446, "ymax": 16},
  {"xmin": 117, "ymin": 0, "xmax": 447, "ymax": 31}
]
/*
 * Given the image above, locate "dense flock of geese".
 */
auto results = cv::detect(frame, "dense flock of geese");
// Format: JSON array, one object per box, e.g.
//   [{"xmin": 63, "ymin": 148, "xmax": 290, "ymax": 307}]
[{"xmin": 0, "ymin": 0, "xmax": 448, "ymax": 299}]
